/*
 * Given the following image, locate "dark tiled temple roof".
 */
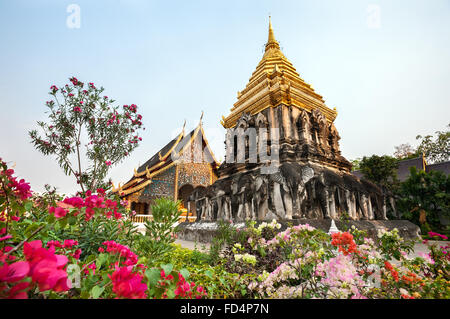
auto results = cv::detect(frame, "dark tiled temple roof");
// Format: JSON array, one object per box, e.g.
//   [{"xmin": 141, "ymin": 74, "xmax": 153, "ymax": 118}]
[
  {"xmin": 136, "ymin": 128, "xmax": 196, "ymax": 174},
  {"xmin": 352, "ymin": 170, "xmax": 364, "ymax": 179},
  {"xmin": 396, "ymin": 157, "xmax": 425, "ymax": 181},
  {"xmin": 426, "ymin": 160, "xmax": 450, "ymax": 175}
]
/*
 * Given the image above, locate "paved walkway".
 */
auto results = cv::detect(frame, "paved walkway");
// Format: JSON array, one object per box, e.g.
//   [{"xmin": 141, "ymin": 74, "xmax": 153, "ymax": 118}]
[{"xmin": 175, "ymin": 239, "xmax": 210, "ymax": 252}]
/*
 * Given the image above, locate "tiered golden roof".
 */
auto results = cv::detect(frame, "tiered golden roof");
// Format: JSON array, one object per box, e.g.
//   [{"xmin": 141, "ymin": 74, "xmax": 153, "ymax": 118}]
[{"xmin": 221, "ymin": 18, "xmax": 338, "ymax": 128}]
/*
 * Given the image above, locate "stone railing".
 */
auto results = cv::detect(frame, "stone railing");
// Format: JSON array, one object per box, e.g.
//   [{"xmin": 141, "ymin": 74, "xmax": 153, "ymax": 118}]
[
  {"xmin": 131, "ymin": 214, "xmax": 197, "ymax": 223},
  {"xmin": 131, "ymin": 214, "xmax": 153, "ymax": 223}
]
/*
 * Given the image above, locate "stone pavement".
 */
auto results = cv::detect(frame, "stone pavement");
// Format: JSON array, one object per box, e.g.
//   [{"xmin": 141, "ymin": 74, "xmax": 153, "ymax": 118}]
[{"xmin": 175, "ymin": 239, "xmax": 210, "ymax": 252}]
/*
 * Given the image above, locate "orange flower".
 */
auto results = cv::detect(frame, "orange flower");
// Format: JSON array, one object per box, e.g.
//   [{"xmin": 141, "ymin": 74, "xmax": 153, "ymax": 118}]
[{"xmin": 384, "ymin": 261, "xmax": 393, "ymax": 271}]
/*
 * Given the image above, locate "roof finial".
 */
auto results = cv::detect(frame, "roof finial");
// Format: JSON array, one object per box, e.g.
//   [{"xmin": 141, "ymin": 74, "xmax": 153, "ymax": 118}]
[
  {"xmin": 199, "ymin": 111, "xmax": 204, "ymax": 126},
  {"xmin": 266, "ymin": 16, "xmax": 280, "ymax": 51}
]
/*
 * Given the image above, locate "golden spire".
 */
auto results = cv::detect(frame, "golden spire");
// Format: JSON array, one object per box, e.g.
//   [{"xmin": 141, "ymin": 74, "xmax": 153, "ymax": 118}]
[
  {"xmin": 220, "ymin": 17, "xmax": 338, "ymax": 128},
  {"xmin": 266, "ymin": 16, "xmax": 280, "ymax": 51}
]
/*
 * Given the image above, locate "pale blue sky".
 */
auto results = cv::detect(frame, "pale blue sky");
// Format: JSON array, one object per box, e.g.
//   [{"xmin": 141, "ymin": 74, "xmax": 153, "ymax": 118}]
[{"xmin": 1, "ymin": 0, "xmax": 449, "ymax": 194}]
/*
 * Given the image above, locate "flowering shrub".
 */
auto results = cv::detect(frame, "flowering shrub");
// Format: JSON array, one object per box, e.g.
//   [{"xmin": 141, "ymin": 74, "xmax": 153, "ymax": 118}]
[
  {"xmin": 0, "ymin": 159, "xmax": 208, "ymax": 299},
  {"xmin": 1, "ymin": 158, "xmax": 448, "ymax": 299},
  {"xmin": 29, "ymin": 77, "xmax": 145, "ymax": 192},
  {"xmin": 213, "ymin": 219, "xmax": 449, "ymax": 299}
]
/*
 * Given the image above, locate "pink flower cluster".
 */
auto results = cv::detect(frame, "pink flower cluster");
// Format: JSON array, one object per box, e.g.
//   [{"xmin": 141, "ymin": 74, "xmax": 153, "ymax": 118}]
[
  {"xmin": 316, "ymin": 254, "xmax": 366, "ymax": 299},
  {"xmin": 108, "ymin": 266, "xmax": 147, "ymax": 299},
  {"xmin": 106, "ymin": 111, "xmax": 120, "ymax": 126},
  {"xmin": 0, "ymin": 166, "xmax": 32, "ymax": 201},
  {"xmin": 428, "ymin": 232, "xmax": 448, "ymax": 240},
  {"xmin": 123, "ymin": 104, "xmax": 143, "ymax": 127},
  {"xmin": 48, "ymin": 189, "xmax": 123, "ymax": 221},
  {"xmin": 46, "ymin": 239, "xmax": 81, "ymax": 259},
  {"xmin": 159, "ymin": 270, "xmax": 207, "ymax": 299},
  {"xmin": 101, "ymin": 241, "xmax": 138, "ymax": 266},
  {"xmin": 70, "ymin": 76, "xmax": 83, "ymax": 87},
  {"xmin": 0, "ymin": 240, "xmax": 71, "ymax": 299}
]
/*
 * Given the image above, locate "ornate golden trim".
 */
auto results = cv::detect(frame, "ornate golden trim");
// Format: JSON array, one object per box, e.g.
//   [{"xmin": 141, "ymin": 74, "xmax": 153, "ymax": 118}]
[
  {"xmin": 174, "ymin": 164, "xmax": 179, "ymax": 201},
  {"xmin": 120, "ymin": 179, "xmax": 152, "ymax": 196}
]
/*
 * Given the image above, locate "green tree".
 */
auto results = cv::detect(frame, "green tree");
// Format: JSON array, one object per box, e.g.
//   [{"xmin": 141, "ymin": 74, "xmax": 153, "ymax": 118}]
[
  {"xmin": 29, "ymin": 77, "xmax": 145, "ymax": 192},
  {"xmin": 397, "ymin": 167, "xmax": 450, "ymax": 234},
  {"xmin": 359, "ymin": 155, "xmax": 399, "ymax": 192},
  {"xmin": 350, "ymin": 157, "xmax": 362, "ymax": 171},
  {"xmin": 416, "ymin": 123, "xmax": 450, "ymax": 164}
]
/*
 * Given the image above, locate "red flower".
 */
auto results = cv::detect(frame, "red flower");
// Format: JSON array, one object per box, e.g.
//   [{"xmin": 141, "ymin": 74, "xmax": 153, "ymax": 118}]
[
  {"xmin": 63, "ymin": 240, "xmax": 78, "ymax": 249},
  {"xmin": 23, "ymin": 240, "xmax": 70, "ymax": 292},
  {"xmin": 48, "ymin": 206, "xmax": 68, "ymax": 218},
  {"xmin": 108, "ymin": 266, "xmax": 147, "ymax": 299},
  {"xmin": 384, "ymin": 261, "xmax": 393, "ymax": 271},
  {"xmin": 331, "ymin": 232, "xmax": 358, "ymax": 255},
  {"xmin": 0, "ymin": 261, "xmax": 30, "ymax": 283}
]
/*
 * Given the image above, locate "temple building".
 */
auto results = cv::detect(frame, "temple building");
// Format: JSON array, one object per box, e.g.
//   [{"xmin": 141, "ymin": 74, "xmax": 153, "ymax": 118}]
[
  {"xmin": 189, "ymin": 19, "xmax": 394, "ymax": 221},
  {"xmin": 114, "ymin": 118, "xmax": 219, "ymax": 221}
]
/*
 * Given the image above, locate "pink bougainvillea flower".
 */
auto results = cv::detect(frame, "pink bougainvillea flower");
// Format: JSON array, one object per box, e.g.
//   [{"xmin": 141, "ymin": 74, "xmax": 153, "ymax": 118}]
[
  {"xmin": 46, "ymin": 240, "xmax": 62, "ymax": 249},
  {"xmin": 105, "ymin": 161, "xmax": 112, "ymax": 166},
  {"xmin": 72, "ymin": 249, "xmax": 81, "ymax": 260},
  {"xmin": 0, "ymin": 261, "xmax": 30, "ymax": 283},
  {"xmin": 22, "ymin": 240, "xmax": 70, "ymax": 292},
  {"xmin": 48, "ymin": 206, "xmax": 68, "ymax": 218},
  {"xmin": 6, "ymin": 281, "xmax": 30, "ymax": 299},
  {"xmin": 428, "ymin": 232, "xmax": 448, "ymax": 240},
  {"xmin": 63, "ymin": 196, "xmax": 84, "ymax": 208},
  {"xmin": 108, "ymin": 266, "xmax": 147, "ymax": 299},
  {"xmin": 63, "ymin": 240, "xmax": 78, "ymax": 249}
]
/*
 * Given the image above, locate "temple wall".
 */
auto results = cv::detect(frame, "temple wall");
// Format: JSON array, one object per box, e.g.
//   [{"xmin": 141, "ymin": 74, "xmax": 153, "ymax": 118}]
[
  {"xmin": 178, "ymin": 163, "xmax": 213, "ymax": 188},
  {"xmin": 138, "ymin": 166, "xmax": 176, "ymax": 211}
]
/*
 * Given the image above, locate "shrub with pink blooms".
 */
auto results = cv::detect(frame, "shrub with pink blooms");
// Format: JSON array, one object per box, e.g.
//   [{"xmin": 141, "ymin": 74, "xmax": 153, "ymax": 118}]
[
  {"xmin": 0, "ymin": 158, "xmax": 208, "ymax": 299},
  {"xmin": 29, "ymin": 76, "xmax": 145, "ymax": 193},
  {"xmin": 214, "ymin": 220, "xmax": 449, "ymax": 299},
  {"xmin": 1, "ymin": 158, "xmax": 449, "ymax": 299}
]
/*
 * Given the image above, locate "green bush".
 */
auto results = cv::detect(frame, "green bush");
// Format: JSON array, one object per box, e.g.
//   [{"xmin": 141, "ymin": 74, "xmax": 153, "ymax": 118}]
[
  {"xmin": 397, "ymin": 167, "xmax": 450, "ymax": 234},
  {"xmin": 134, "ymin": 197, "xmax": 182, "ymax": 264}
]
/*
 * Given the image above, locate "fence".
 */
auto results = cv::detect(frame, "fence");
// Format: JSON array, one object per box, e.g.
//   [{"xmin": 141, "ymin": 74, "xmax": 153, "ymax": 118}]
[{"xmin": 131, "ymin": 214, "xmax": 197, "ymax": 223}]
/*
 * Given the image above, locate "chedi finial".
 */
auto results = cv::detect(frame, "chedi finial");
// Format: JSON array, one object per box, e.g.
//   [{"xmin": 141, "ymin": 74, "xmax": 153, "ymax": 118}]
[{"xmin": 266, "ymin": 16, "xmax": 280, "ymax": 50}]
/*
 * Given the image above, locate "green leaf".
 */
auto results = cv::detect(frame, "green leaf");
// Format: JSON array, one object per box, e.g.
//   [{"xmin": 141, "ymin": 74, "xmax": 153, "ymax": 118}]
[
  {"xmin": 179, "ymin": 268, "xmax": 190, "ymax": 280},
  {"xmin": 24, "ymin": 201, "xmax": 33, "ymax": 212},
  {"xmin": 67, "ymin": 216, "xmax": 77, "ymax": 225},
  {"xmin": 166, "ymin": 289, "xmax": 175, "ymax": 299},
  {"xmin": 145, "ymin": 268, "xmax": 161, "ymax": 286},
  {"xmin": 96, "ymin": 253, "xmax": 108, "ymax": 269},
  {"xmin": 160, "ymin": 263, "xmax": 173, "ymax": 276},
  {"xmin": 91, "ymin": 285, "xmax": 104, "ymax": 299},
  {"xmin": 204, "ymin": 269, "xmax": 213, "ymax": 278}
]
